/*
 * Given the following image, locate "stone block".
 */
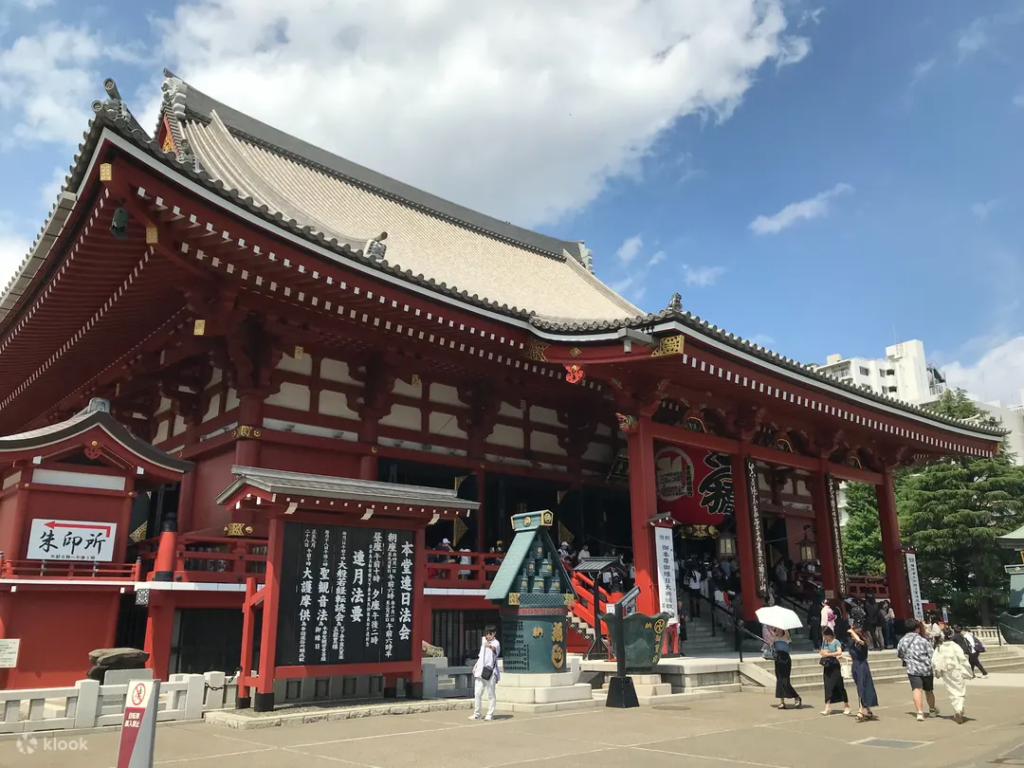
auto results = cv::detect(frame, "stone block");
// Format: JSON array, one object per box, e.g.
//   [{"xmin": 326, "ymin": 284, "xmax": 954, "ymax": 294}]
[
  {"xmin": 499, "ymin": 672, "xmax": 575, "ymax": 688},
  {"xmin": 533, "ymin": 684, "xmax": 594, "ymax": 704}
]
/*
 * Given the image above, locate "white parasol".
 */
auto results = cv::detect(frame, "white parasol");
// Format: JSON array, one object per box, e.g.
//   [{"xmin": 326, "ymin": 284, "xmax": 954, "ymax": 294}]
[{"xmin": 756, "ymin": 605, "xmax": 803, "ymax": 631}]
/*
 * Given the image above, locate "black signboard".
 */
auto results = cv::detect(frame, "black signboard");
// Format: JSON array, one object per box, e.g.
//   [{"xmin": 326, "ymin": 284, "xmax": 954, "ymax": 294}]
[{"xmin": 276, "ymin": 522, "xmax": 415, "ymax": 667}]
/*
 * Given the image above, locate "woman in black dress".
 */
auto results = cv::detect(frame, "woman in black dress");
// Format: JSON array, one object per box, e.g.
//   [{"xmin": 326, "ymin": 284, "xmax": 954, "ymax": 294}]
[
  {"xmin": 848, "ymin": 626, "xmax": 878, "ymax": 721},
  {"xmin": 771, "ymin": 627, "xmax": 802, "ymax": 709},
  {"xmin": 819, "ymin": 627, "xmax": 851, "ymax": 716}
]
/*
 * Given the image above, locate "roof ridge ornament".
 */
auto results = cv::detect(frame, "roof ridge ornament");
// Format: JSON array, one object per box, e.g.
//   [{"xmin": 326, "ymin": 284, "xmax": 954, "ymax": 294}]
[
  {"xmin": 668, "ymin": 292, "xmax": 682, "ymax": 312},
  {"xmin": 158, "ymin": 70, "xmax": 196, "ymax": 168},
  {"xmin": 92, "ymin": 78, "xmax": 150, "ymax": 144}
]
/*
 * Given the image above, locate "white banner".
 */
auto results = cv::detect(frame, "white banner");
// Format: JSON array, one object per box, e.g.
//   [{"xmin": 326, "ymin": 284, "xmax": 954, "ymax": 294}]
[
  {"xmin": 654, "ymin": 527, "xmax": 678, "ymax": 625},
  {"xmin": 905, "ymin": 551, "xmax": 924, "ymax": 621},
  {"xmin": 26, "ymin": 519, "xmax": 117, "ymax": 562}
]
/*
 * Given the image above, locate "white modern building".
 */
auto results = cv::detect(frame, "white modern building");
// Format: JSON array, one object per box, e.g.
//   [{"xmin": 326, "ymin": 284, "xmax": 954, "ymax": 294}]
[
  {"xmin": 810, "ymin": 340, "xmax": 948, "ymax": 405},
  {"xmin": 813, "ymin": 342, "xmax": 1023, "ymax": 527}
]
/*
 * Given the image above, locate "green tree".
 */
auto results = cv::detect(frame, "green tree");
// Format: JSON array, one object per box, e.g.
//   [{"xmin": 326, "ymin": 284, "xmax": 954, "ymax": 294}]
[
  {"xmin": 900, "ymin": 388, "xmax": 1024, "ymax": 623},
  {"xmin": 841, "ymin": 482, "xmax": 885, "ymax": 576}
]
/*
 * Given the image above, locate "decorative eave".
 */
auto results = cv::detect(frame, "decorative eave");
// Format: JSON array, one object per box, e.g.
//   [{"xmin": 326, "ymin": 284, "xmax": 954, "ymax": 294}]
[
  {"xmin": 216, "ymin": 465, "xmax": 481, "ymax": 517},
  {"xmin": 997, "ymin": 525, "xmax": 1024, "ymax": 550},
  {"xmin": 526, "ymin": 293, "xmax": 1006, "ymax": 443},
  {"xmin": 0, "ymin": 397, "xmax": 193, "ymax": 479}
]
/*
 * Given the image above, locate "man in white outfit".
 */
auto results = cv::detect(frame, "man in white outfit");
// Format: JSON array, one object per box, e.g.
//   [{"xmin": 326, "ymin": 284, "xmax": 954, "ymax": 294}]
[{"xmin": 470, "ymin": 624, "xmax": 500, "ymax": 721}]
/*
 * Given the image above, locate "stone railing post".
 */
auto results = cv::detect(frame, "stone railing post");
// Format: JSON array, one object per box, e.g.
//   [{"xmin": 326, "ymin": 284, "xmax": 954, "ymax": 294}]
[{"xmin": 73, "ymin": 680, "xmax": 100, "ymax": 729}]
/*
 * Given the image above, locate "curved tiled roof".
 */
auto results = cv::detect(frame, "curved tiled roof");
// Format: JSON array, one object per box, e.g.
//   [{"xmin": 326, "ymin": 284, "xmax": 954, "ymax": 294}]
[
  {"xmin": 158, "ymin": 71, "xmax": 640, "ymax": 325},
  {"xmin": 0, "ymin": 77, "xmax": 1004, "ymax": 443}
]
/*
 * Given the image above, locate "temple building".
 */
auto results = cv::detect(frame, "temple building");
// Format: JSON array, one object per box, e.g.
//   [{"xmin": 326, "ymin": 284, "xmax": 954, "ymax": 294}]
[{"xmin": 0, "ymin": 74, "xmax": 1005, "ymax": 704}]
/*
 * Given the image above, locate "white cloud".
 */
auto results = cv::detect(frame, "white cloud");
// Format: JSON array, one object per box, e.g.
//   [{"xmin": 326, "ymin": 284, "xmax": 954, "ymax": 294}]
[
  {"xmin": 944, "ymin": 336, "xmax": 1024, "ymax": 406},
  {"xmin": 910, "ymin": 58, "xmax": 936, "ymax": 87},
  {"xmin": 39, "ymin": 166, "xmax": 68, "ymax": 208},
  {"xmin": 798, "ymin": 8, "xmax": 824, "ymax": 28},
  {"xmin": 13, "ymin": 0, "xmax": 55, "ymax": 9},
  {"xmin": 749, "ymin": 182, "xmax": 853, "ymax": 235},
  {"xmin": 153, "ymin": 0, "xmax": 811, "ymax": 228},
  {"xmin": 0, "ymin": 218, "xmax": 30, "ymax": 291},
  {"xmin": 971, "ymin": 199, "xmax": 998, "ymax": 220},
  {"xmin": 0, "ymin": 25, "xmax": 143, "ymax": 148},
  {"xmin": 682, "ymin": 264, "xmax": 725, "ymax": 287},
  {"xmin": 956, "ymin": 19, "xmax": 988, "ymax": 61},
  {"xmin": 648, "ymin": 250, "xmax": 667, "ymax": 267},
  {"xmin": 616, "ymin": 234, "xmax": 644, "ymax": 265}
]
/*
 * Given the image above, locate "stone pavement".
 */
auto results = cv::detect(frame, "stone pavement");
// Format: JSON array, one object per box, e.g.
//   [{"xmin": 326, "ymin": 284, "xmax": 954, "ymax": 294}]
[{"xmin": 2, "ymin": 674, "xmax": 1023, "ymax": 768}]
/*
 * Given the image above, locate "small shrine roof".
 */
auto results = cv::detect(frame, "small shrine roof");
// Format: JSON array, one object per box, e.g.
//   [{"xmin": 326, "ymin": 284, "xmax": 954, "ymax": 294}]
[
  {"xmin": 998, "ymin": 524, "xmax": 1024, "ymax": 549},
  {"xmin": 217, "ymin": 465, "xmax": 480, "ymax": 514},
  {"xmin": 485, "ymin": 511, "xmax": 574, "ymax": 602},
  {"xmin": 0, "ymin": 397, "xmax": 192, "ymax": 475}
]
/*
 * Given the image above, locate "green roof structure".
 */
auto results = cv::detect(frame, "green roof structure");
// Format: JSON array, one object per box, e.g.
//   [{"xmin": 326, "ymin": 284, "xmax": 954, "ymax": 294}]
[{"xmin": 485, "ymin": 510, "xmax": 576, "ymax": 608}]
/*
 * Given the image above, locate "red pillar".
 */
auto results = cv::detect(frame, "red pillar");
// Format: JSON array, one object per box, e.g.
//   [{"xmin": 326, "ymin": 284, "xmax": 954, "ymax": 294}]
[
  {"xmin": 627, "ymin": 420, "xmax": 658, "ymax": 616},
  {"xmin": 235, "ymin": 395, "xmax": 263, "ymax": 466},
  {"xmin": 237, "ymin": 577, "xmax": 258, "ymax": 707},
  {"xmin": 475, "ymin": 470, "xmax": 486, "ymax": 556},
  {"xmin": 876, "ymin": 472, "xmax": 910, "ymax": 620},
  {"xmin": 143, "ymin": 592, "xmax": 174, "ymax": 680},
  {"xmin": 810, "ymin": 470, "xmax": 838, "ymax": 599},
  {"xmin": 254, "ymin": 515, "xmax": 283, "ymax": 711},
  {"xmin": 730, "ymin": 452, "xmax": 762, "ymax": 620}
]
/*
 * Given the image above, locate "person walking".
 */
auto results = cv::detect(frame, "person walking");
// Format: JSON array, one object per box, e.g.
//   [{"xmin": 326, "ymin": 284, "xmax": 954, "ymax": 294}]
[
  {"xmin": 932, "ymin": 626, "xmax": 974, "ymax": 723},
  {"xmin": 962, "ymin": 627, "xmax": 989, "ymax": 678},
  {"xmin": 897, "ymin": 619, "xmax": 939, "ymax": 722},
  {"xmin": 819, "ymin": 627, "xmax": 851, "ymax": 716},
  {"xmin": 770, "ymin": 627, "xmax": 802, "ymax": 709},
  {"xmin": 863, "ymin": 595, "xmax": 883, "ymax": 650},
  {"xmin": 469, "ymin": 624, "xmax": 500, "ymax": 721},
  {"xmin": 881, "ymin": 601, "xmax": 895, "ymax": 648},
  {"xmin": 848, "ymin": 625, "xmax": 878, "ymax": 721}
]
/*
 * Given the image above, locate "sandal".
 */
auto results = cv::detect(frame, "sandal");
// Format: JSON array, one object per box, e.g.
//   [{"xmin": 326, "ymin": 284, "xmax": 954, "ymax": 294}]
[
  {"xmin": 820, "ymin": 710, "xmax": 830, "ymax": 716},
  {"xmin": 795, "ymin": 697, "xmax": 803, "ymax": 709},
  {"xmin": 856, "ymin": 713, "xmax": 865, "ymax": 722},
  {"xmin": 777, "ymin": 704, "xmax": 787, "ymax": 709}
]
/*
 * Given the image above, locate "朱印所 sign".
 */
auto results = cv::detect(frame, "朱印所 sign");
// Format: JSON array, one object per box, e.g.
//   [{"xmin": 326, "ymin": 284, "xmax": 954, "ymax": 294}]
[
  {"xmin": 275, "ymin": 523, "xmax": 416, "ymax": 667},
  {"xmin": 0, "ymin": 639, "xmax": 20, "ymax": 668},
  {"xmin": 26, "ymin": 519, "xmax": 117, "ymax": 561}
]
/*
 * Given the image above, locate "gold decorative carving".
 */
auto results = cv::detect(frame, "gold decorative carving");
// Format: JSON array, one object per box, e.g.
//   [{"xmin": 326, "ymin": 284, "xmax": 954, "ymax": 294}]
[
  {"xmin": 129, "ymin": 521, "xmax": 148, "ymax": 543},
  {"xmin": 524, "ymin": 339, "xmax": 549, "ymax": 362},
  {"xmin": 654, "ymin": 618, "xmax": 666, "ymax": 635},
  {"xmin": 507, "ymin": 593, "xmax": 521, "ymax": 606},
  {"xmin": 224, "ymin": 523, "xmax": 253, "ymax": 537},
  {"xmin": 523, "ymin": 516, "xmax": 532, "ymax": 527},
  {"xmin": 294, "ymin": 345, "xmax": 305, "ymax": 359},
  {"xmin": 551, "ymin": 644, "xmax": 565, "ymax": 669},
  {"xmin": 532, "ymin": 626, "xmax": 544, "ymax": 638},
  {"xmin": 650, "ymin": 334, "xmax": 685, "ymax": 358},
  {"xmin": 541, "ymin": 511, "xmax": 554, "ymax": 527},
  {"xmin": 411, "ymin": 374, "xmax": 421, "ymax": 386},
  {"xmin": 551, "ymin": 622, "xmax": 564, "ymax": 642},
  {"xmin": 99, "ymin": 163, "xmax": 113, "ymax": 182},
  {"xmin": 193, "ymin": 319, "xmax": 206, "ymax": 336},
  {"xmin": 563, "ymin": 593, "xmax": 576, "ymax": 608},
  {"xmin": 145, "ymin": 225, "xmax": 158, "ymax": 245},
  {"xmin": 569, "ymin": 347, "xmax": 581, "ymax": 358},
  {"xmin": 233, "ymin": 426, "xmax": 262, "ymax": 439},
  {"xmin": 161, "ymin": 134, "xmax": 175, "ymax": 153}
]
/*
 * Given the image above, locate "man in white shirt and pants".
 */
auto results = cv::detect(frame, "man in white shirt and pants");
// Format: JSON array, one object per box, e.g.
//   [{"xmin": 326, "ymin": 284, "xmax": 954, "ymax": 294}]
[{"xmin": 470, "ymin": 624, "xmax": 501, "ymax": 721}]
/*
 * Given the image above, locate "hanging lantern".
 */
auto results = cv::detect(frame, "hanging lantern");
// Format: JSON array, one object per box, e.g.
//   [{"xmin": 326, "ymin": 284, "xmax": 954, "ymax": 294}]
[
  {"xmin": 717, "ymin": 530, "xmax": 737, "ymax": 558},
  {"xmin": 798, "ymin": 532, "xmax": 817, "ymax": 563}
]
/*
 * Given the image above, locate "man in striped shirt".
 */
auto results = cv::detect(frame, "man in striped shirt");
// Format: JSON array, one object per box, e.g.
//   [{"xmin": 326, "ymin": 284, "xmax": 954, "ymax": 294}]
[{"xmin": 897, "ymin": 620, "xmax": 938, "ymax": 721}]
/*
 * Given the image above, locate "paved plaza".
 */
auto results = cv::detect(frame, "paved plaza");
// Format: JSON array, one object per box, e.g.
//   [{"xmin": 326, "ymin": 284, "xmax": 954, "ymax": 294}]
[{"xmin": 2, "ymin": 675, "xmax": 1023, "ymax": 768}]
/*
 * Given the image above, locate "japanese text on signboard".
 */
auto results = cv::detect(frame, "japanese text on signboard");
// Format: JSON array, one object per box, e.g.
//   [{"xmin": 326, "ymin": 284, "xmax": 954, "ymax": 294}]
[{"xmin": 277, "ymin": 523, "xmax": 415, "ymax": 666}]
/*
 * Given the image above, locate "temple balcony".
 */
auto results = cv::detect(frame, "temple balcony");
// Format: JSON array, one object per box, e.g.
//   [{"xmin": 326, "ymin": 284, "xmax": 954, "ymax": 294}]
[
  {"xmin": 0, "ymin": 555, "xmax": 141, "ymax": 582},
  {"xmin": 136, "ymin": 534, "xmax": 267, "ymax": 585},
  {"xmin": 423, "ymin": 549, "xmax": 503, "ymax": 591}
]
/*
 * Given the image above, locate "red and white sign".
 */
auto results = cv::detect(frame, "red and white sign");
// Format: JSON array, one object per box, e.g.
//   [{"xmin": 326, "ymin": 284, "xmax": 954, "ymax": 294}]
[
  {"xmin": 26, "ymin": 519, "xmax": 117, "ymax": 562},
  {"xmin": 117, "ymin": 679, "xmax": 159, "ymax": 768}
]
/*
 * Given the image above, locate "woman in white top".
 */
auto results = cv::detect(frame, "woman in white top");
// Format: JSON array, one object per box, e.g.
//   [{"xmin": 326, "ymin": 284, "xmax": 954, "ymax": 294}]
[{"xmin": 470, "ymin": 625, "xmax": 501, "ymax": 721}]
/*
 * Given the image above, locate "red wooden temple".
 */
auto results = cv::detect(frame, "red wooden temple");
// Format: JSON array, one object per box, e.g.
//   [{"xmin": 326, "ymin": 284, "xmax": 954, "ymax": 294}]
[{"xmin": 0, "ymin": 75, "xmax": 1004, "ymax": 703}]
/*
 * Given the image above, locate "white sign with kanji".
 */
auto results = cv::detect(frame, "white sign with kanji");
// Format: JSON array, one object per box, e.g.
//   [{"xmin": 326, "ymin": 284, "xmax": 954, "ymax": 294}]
[
  {"xmin": 654, "ymin": 526, "xmax": 679, "ymax": 625},
  {"xmin": 26, "ymin": 519, "xmax": 117, "ymax": 562}
]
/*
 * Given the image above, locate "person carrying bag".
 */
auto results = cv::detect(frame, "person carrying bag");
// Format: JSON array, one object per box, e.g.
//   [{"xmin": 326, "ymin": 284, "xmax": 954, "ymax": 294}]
[{"xmin": 470, "ymin": 624, "xmax": 501, "ymax": 721}]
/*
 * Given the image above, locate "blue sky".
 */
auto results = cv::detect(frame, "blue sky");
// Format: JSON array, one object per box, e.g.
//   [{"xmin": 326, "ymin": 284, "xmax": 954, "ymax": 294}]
[{"xmin": 1, "ymin": 0, "xmax": 1022, "ymax": 403}]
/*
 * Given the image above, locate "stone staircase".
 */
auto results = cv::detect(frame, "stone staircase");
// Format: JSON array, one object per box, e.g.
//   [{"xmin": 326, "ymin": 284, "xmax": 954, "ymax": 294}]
[{"xmin": 748, "ymin": 644, "xmax": 1024, "ymax": 695}]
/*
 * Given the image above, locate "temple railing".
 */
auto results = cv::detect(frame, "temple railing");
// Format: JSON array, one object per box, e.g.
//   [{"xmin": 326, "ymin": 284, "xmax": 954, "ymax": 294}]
[
  {"xmin": 137, "ymin": 535, "xmax": 268, "ymax": 583},
  {"xmin": 0, "ymin": 556, "xmax": 140, "ymax": 581},
  {"xmin": 423, "ymin": 549, "xmax": 504, "ymax": 589}
]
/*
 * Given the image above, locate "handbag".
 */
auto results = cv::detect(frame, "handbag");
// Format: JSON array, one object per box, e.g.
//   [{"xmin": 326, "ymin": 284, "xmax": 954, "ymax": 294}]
[
  {"xmin": 840, "ymin": 660, "xmax": 852, "ymax": 680},
  {"xmin": 480, "ymin": 664, "xmax": 494, "ymax": 681},
  {"xmin": 762, "ymin": 645, "xmax": 776, "ymax": 660}
]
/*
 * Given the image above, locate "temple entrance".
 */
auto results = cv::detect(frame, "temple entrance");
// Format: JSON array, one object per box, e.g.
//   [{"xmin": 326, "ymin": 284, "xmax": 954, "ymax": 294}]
[
  {"xmin": 170, "ymin": 608, "xmax": 246, "ymax": 675},
  {"xmin": 430, "ymin": 609, "xmax": 501, "ymax": 665}
]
